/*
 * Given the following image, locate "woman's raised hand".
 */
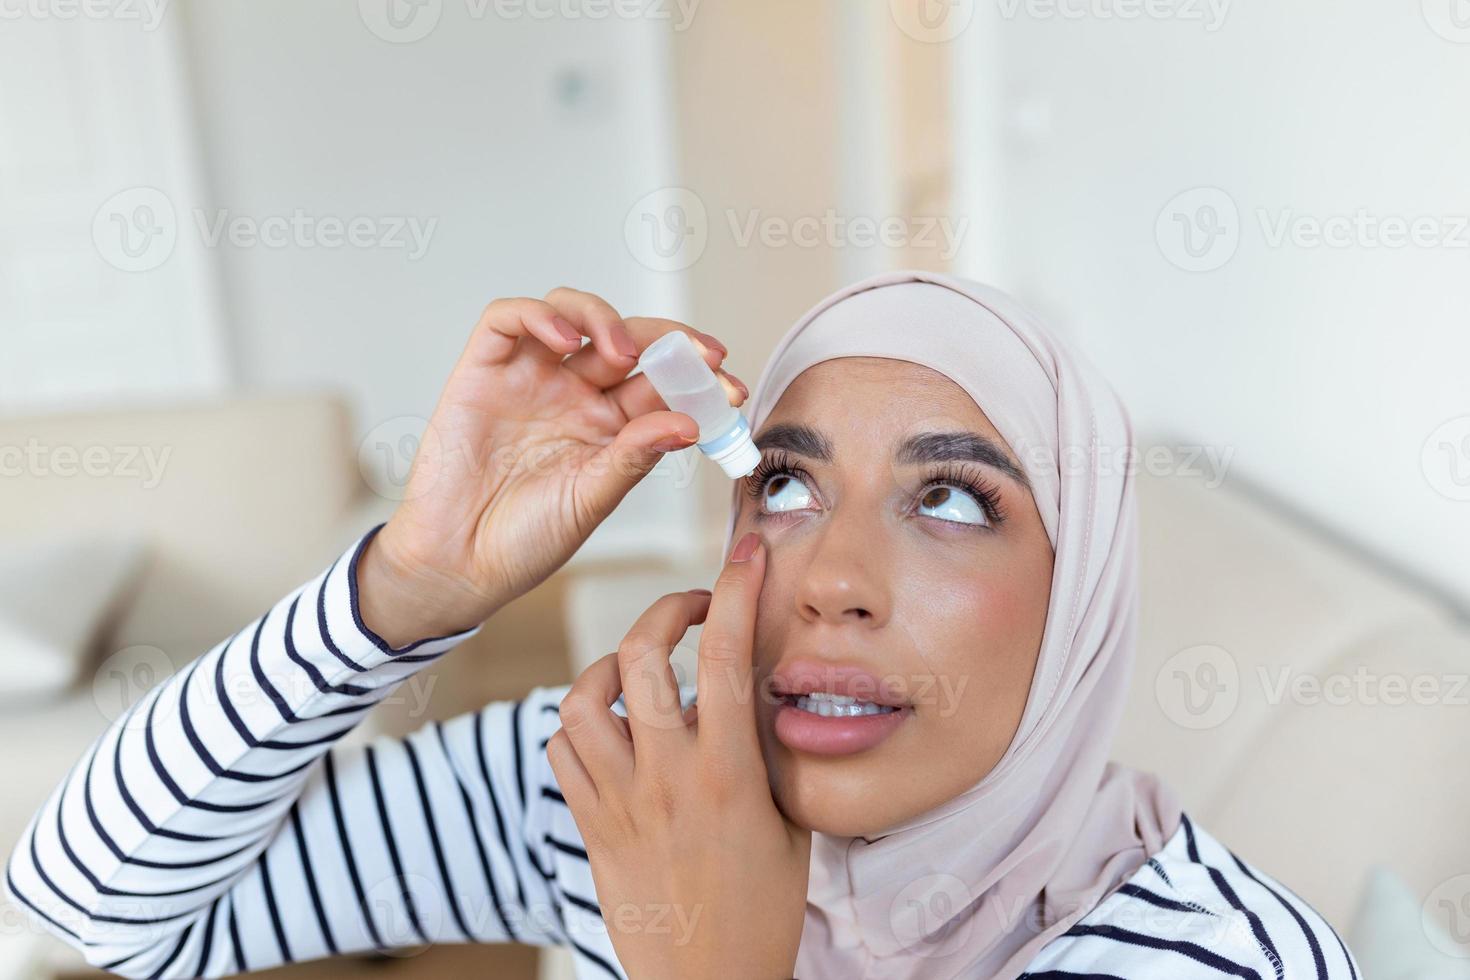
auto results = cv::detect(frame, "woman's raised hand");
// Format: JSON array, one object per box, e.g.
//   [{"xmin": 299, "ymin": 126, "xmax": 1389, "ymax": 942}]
[
  {"xmin": 357, "ymin": 287, "xmax": 745, "ymax": 647},
  {"xmin": 547, "ymin": 532, "xmax": 810, "ymax": 980}
]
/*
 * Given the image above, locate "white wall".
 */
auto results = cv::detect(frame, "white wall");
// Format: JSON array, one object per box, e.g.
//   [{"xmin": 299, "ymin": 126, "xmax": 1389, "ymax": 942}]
[
  {"xmin": 953, "ymin": 0, "xmax": 1470, "ymax": 609},
  {"xmin": 0, "ymin": 7, "xmax": 227, "ymax": 411},
  {"xmin": 179, "ymin": 0, "xmax": 696, "ymax": 561}
]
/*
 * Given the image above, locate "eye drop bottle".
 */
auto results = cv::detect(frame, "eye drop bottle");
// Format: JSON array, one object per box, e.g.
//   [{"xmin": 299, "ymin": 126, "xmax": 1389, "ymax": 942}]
[{"xmin": 638, "ymin": 331, "xmax": 761, "ymax": 479}]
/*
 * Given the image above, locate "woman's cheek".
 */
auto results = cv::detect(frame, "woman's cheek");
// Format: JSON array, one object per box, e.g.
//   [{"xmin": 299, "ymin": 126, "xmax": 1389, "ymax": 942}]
[{"xmin": 906, "ymin": 573, "xmax": 1031, "ymax": 714}]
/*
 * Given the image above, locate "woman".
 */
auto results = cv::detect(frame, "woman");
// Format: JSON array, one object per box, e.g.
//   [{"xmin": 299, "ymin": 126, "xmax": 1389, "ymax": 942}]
[{"xmin": 5, "ymin": 271, "xmax": 1359, "ymax": 978}]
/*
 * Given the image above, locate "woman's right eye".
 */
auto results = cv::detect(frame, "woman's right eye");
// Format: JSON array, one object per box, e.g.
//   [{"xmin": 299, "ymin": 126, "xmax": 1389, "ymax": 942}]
[{"xmin": 759, "ymin": 473, "xmax": 816, "ymax": 514}]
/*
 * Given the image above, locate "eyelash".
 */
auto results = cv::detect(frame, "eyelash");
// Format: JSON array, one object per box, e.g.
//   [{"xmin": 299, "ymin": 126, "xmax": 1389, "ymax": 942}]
[
  {"xmin": 742, "ymin": 450, "xmax": 806, "ymax": 501},
  {"xmin": 742, "ymin": 450, "xmax": 1008, "ymax": 527}
]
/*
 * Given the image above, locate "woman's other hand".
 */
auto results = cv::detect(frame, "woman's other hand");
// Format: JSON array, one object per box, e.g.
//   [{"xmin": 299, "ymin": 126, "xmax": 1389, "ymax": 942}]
[
  {"xmin": 547, "ymin": 532, "xmax": 810, "ymax": 980},
  {"xmin": 357, "ymin": 287, "xmax": 745, "ymax": 646}
]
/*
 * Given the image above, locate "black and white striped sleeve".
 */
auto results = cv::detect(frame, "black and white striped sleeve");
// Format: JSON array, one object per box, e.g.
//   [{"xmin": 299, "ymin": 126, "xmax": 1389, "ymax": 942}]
[
  {"xmin": 2, "ymin": 524, "xmax": 578, "ymax": 977},
  {"xmin": 1018, "ymin": 811, "xmax": 1361, "ymax": 978}
]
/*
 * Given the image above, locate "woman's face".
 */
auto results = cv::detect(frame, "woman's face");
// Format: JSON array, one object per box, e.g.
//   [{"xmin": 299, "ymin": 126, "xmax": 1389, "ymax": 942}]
[{"xmin": 733, "ymin": 356, "xmax": 1055, "ymax": 837}]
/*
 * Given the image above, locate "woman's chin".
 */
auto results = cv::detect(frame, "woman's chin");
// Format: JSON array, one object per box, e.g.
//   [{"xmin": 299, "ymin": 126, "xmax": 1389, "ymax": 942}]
[{"xmin": 768, "ymin": 757, "xmax": 913, "ymax": 837}]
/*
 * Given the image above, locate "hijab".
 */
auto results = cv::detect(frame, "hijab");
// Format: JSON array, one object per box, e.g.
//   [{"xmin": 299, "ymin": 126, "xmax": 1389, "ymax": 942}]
[{"xmin": 721, "ymin": 270, "xmax": 1182, "ymax": 979}]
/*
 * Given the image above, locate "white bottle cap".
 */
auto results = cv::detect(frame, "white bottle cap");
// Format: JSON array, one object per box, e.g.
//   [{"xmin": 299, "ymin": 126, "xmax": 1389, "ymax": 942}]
[{"xmin": 701, "ymin": 419, "xmax": 762, "ymax": 478}]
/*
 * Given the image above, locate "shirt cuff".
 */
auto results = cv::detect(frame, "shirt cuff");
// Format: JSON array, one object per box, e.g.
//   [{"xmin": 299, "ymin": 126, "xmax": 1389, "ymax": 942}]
[{"xmin": 337, "ymin": 522, "xmax": 484, "ymax": 662}]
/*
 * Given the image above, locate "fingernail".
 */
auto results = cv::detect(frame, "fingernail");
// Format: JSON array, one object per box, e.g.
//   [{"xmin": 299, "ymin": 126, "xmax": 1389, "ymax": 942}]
[
  {"xmin": 652, "ymin": 433, "xmax": 697, "ymax": 453},
  {"xmin": 688, "ymin": 588, "xmax": 712, "ymax": 596},
  {"xmin": 613, "ymin": 329, "xmax": 639, "ymax": 361},
  {"xmin": 697, "ymin": 331, "xmax": 727, "ymax": 356},
  {"xmin": 731, "ymin": 531, "xmax": 759, "ymax": 563},
  {"xmin": 725, "ymin": 372, "xmax": 750, "ymax": 399},
  {"xmin": 552, "ymin": 316, "xmax": 580, "ymax": 344}
]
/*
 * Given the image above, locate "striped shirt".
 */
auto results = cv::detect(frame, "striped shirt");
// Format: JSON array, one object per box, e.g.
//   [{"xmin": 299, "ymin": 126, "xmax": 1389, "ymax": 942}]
[{"xmin": 4, "ymin": 526, "xmax": 1360, "ymax": 979}]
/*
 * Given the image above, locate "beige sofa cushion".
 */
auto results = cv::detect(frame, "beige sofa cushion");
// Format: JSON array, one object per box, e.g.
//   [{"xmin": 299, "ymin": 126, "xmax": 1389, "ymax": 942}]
[
  {"xmin": 1115, "ymin": 469, "xmax": 1466, "ymax": 930},
  {"xmin": 1205, "ymin": 619, "xmax": 1470, "ymax": 931},
  {"xmin": 1117, "ymin": 469, "xmax": 1454, "ymax": 803},
  {"xmin": 0, "ymin": 394, "xmax": 367, "ymax": 657},
  {"xmin": 0, "ymin": 533, "xmax": 144, "ymax": 703}
]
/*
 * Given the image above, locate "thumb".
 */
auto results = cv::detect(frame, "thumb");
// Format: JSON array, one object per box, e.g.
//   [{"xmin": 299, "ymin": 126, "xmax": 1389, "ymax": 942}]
[{"xmin": 580, "ymin": 410, "xmax": 700, "ymax": 515}]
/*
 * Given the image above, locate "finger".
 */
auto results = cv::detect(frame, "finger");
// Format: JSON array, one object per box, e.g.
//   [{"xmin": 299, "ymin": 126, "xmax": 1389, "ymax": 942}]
[
  {"xmin": 696, "ymin": 531, "xmax": 766, "ymax": 762},
  {"xmin": 564, "ymin": 315, "xmax": 726, "ymax": 390},
  {"xmin": 559, "ymin": 653, "xmax": 634, "ymax": 790},
  {"xmin": 575, "ymin": 410, "xmax": 700, "ymax": 516},
  {"xmin": 623, "ymin": 316, "xmax": 729, "ymax": 358},
  {"xmin": 617, "ymin": 591, "xmax": 708, "ymax": 763},
  {"xmin": 544, "ymin": 287, "xmax": 639, "ymax": 382},
  {"xmin": 546, "ymin": 728, "xmax": 599, "ymax": 811},
  {"xmin": 605, "ymin": 365, "xmax": 749, "ymax": 421},
  {"xmin": 466, "ymin": 297, "xmax": 584, "ymax": 367}
]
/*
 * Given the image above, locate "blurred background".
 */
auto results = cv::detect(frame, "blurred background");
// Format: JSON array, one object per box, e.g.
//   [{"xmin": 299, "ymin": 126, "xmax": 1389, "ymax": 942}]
[{"xmin": 2, "ymin": 1, "xmax": 1468, "ymax": 977}]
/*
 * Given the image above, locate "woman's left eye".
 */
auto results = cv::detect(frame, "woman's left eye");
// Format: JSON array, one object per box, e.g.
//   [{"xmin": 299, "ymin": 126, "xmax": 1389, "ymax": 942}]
[{"xmin": 916, "ymin": 483, "xmax": 989, "ymax": 526}]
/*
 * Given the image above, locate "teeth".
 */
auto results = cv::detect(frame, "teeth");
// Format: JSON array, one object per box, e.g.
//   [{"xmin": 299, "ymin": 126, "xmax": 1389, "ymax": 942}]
[
  {"xmin": 792, "ymin": 692, "xmax": 897, "ymax": 717},
  {"xmin": 806, "ymin": 691, "xmax": 857, "ymax": 705}
]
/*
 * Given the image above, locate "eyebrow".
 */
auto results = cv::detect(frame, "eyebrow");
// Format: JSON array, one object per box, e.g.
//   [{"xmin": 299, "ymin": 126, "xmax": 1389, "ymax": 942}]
[
  {"xmin": 754, "ymin": 423, "xmax": 1032, "ymax": 490},
  {"xmin": 754, "ymin": 423, "xmax": 833, "ymax": 460}
]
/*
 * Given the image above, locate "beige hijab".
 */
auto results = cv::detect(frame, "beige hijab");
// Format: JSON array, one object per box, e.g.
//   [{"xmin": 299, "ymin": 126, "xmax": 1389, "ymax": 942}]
[{"xmin": 722, "ymin": 270, "xmax": 1182, "ymax": 979}]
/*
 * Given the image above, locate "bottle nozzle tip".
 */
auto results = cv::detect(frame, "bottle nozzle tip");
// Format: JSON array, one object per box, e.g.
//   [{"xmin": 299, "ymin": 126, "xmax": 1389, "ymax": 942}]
[{"xmin": 703, "ymin": 418, "xmax": 761, "ymax": 479}]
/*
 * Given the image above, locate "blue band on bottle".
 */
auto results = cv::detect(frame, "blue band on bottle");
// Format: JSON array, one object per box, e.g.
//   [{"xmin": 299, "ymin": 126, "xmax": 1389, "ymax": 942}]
[{"xmin": 697, "ymin": 415, "xmax": 750, "ymax": 454}]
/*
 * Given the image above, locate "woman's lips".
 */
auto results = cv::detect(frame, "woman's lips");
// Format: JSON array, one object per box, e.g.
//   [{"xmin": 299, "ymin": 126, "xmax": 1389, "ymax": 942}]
[
  {"xmin": 772, "ymin": 696, "xmax": 911, "ymax": 756},
  {"xmin": 765, "ymin": 659, "xmax": 915, "ymax": 756}
]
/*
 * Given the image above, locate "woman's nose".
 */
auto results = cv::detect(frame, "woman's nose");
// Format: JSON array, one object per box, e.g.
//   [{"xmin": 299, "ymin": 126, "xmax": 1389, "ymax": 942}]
[{"xmin": 793, "ymin": 516, "xmax": 891, "ymax": 627}]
